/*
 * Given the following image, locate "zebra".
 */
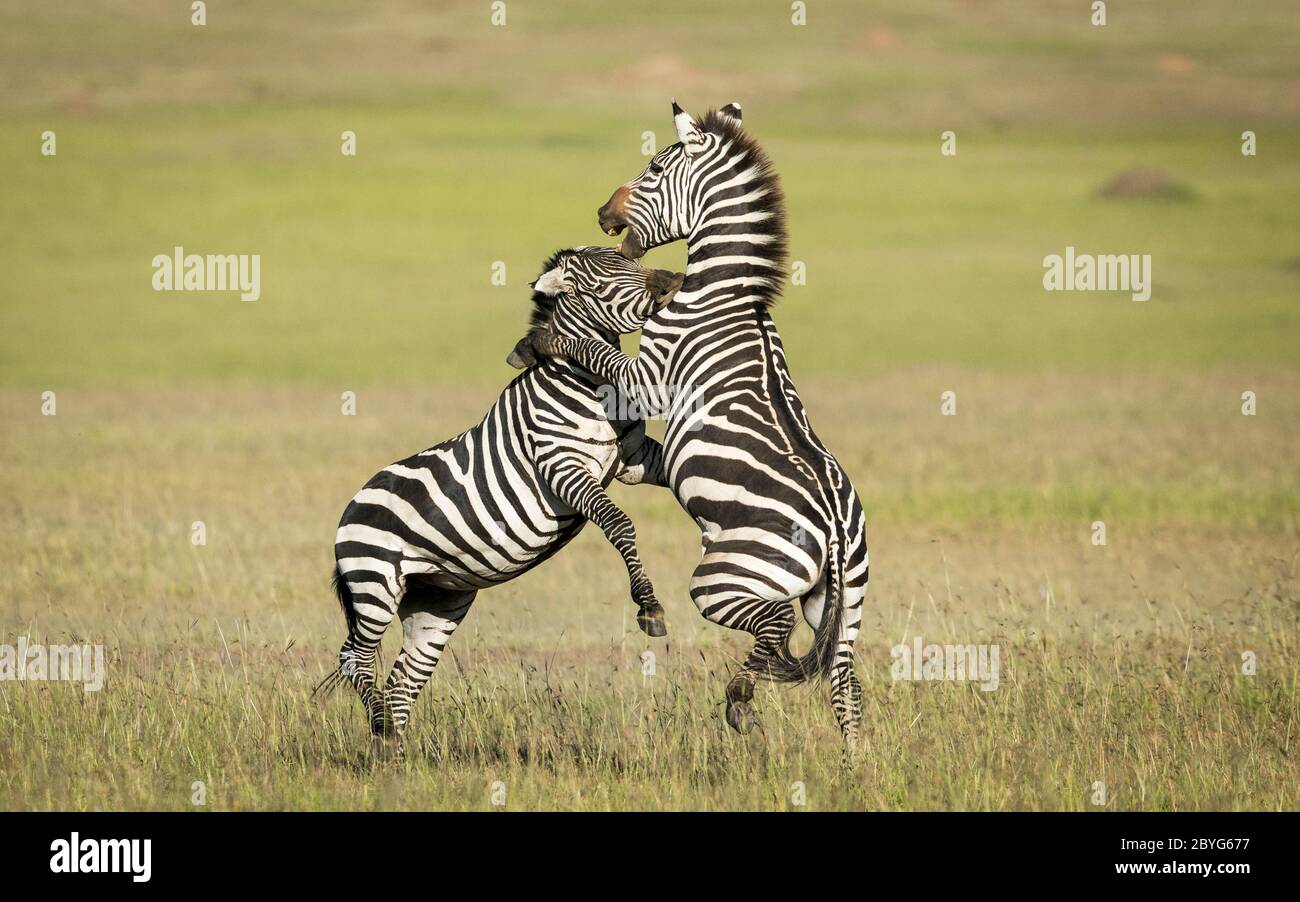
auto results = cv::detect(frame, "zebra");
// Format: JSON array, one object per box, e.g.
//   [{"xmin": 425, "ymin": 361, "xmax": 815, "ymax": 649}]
[
  {"xmin": 326, "ymin": 247, "xmax": 683, "ymax": 755},
  {"xmin": 520, "ymin": 102, "xmax": 870, "ymax": 753}
]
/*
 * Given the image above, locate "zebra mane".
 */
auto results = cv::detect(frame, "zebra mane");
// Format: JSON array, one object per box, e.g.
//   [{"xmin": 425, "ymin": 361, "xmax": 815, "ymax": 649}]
[
  {"xmin": 527, "ymin": 248, "xmax": 569, "ymax": 331},
  {"xmin": 696, "ymin": 109, "xmax": 790, "ymax": 308}
]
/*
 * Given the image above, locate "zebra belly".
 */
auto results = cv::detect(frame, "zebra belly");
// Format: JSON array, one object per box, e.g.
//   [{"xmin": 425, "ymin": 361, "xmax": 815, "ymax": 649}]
[
  {"xmin": 652, "ymin": 362, "xmax": 849, "ymax": 600},
  {"xmin": 397, "ymin": 519, "xmax": 587, "ymax": 591},
  {"xmin": 665, "ymin": 394, "xmax": 868, "ymax": 609},
  {"xmin": 336, "ymin": 435, "xmax": 588, "ymax": 593},
  {"xmin": 668, "ymin": 410, "xmax": 830, "ymax": 527}
]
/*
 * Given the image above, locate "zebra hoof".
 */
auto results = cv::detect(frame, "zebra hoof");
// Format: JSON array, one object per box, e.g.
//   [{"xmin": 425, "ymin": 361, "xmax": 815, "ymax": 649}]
[
  {"xmin": 636, "ymin": 604, "xmax": 668, "ymax": 637},
  {"xmin": 726, "ymin": 700, "xmax": 756, "ymax": 735}
]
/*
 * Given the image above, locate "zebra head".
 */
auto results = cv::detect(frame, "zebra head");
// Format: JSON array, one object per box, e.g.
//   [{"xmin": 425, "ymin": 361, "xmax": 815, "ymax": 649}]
[
  {"xmin": 506, "ymin": 247, "xmax": 683, "ymax": 369},
  {"xmin": 597, "ymin": 100, "xmax": 747, "ymax": 259}
]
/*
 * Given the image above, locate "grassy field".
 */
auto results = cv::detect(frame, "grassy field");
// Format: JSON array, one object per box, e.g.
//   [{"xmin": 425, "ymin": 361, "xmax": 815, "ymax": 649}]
[{"xmin": 1, "ymin": 1, "xmax": 1298, "ymax": 810}]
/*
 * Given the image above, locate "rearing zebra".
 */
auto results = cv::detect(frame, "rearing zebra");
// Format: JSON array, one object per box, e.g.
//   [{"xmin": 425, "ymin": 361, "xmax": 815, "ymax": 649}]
[
  {"xmin": 521, "ymin": 102, "xmax": 869, "ymax": 751},
  {"xmin": 328, "ymin": 247, "xmax": 682, "ymax": 753}
]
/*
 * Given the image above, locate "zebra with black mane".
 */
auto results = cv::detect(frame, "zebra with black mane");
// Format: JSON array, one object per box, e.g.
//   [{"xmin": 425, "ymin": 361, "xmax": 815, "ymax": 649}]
[
  {"xmin": 327, "ymin": 247, "xmax": 682, "ymax": 754},
  {"xmin": 517, "ymin": 102, "xmax": 870, "ymax": 752}
]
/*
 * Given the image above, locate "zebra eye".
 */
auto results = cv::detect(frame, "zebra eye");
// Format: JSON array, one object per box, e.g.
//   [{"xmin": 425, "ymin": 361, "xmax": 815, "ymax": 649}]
[{"xmin": 647, "ymin": 162, "xmax": 663, "ymax": 176}]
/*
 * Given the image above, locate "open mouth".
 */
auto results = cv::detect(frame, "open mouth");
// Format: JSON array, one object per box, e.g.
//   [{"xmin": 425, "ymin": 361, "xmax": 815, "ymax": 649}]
[{"xmin": 614, "ymin": 226, "xmax": 645, "ymax": 260}]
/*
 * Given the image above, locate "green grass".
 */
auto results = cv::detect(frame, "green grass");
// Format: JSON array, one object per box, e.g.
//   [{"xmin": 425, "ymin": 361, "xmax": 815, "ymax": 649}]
[
  {"xmin": 2, "ymin": 110, "xmax": 1298, "ymax": 388},
  {"xmin": 2, "ymin": 383, "xmax": 1296, "ymax": 809},
  {"xmin": 4, "ymin": 633, "xmax": 1294, "ymax": 810},
  {"xmin": 1, "ymin": 0, "xmax": 1298, "ymax": 809}
]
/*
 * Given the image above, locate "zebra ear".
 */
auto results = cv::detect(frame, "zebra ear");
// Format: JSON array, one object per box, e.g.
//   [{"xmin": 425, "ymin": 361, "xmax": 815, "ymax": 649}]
[
  {"xmin": 672, "ymin": 98, "xmax": 706, "ymax": 155},
  {"xmin": 532, "ymin": 266, "xmax": 566, "ymax": 297},
  {"xmin": 719, "ymin": 102, "xmax": 742, "ymax": 123}
]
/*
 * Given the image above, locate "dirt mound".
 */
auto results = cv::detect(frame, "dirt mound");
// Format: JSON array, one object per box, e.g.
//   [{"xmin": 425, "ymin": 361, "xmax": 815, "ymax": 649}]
[{"xmin": 1096, "ymin": 168, "xmax": 1196, "ymax": 201}]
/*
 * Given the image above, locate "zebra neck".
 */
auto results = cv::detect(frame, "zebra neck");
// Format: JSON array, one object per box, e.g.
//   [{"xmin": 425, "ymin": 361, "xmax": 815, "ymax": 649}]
[
  {"xmin": 556, "ymin": 325, "xmax": 617, "ymax": 344},
  {"xmin": 680, "ymin": 169, "xmax": 786, "ymax": 307},
  {"xmin": 549, "ymin": 310, "xmax": 619, "ymax": 346}
]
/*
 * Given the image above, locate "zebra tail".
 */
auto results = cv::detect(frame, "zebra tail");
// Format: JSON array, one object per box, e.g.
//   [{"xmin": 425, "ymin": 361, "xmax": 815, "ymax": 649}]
[
  {"xmin": 332, "ymin": 564, "xmax": 357, "ymax": 635},
  {"xmin": 764, "ymin": 531, "xmax": 844, "ymax": 684},
  {"xmin": 313, "ymin": 565, "xmax": 357, "ymax": 699}
]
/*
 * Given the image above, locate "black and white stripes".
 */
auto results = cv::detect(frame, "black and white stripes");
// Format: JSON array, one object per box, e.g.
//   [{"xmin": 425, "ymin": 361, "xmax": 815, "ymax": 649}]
[
  {"xmin": 531, "ymin": 102, "xmax": 870, "ymax": 751},
  {"xmin": 329, "ymin": 247, "xmax": 680, "ymax": 751}
]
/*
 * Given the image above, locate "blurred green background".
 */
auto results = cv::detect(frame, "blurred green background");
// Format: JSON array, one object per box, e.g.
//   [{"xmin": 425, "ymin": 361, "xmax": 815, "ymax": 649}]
[{"xmin": 2, "ymin": 0, "xmax": 1297, "ymax": 389}]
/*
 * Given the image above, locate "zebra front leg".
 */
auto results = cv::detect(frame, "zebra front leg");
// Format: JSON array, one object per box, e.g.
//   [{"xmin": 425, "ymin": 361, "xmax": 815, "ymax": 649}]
[
  {"xmin": 527, "ymin": 329, "xmax": 669, "ymax": 419},
  {"xmin": 380, "ymin": 587, "xmax": 476, "ymax": 760},
  {"xmin": 543, "ymin": 462, "xmax": 666, "ymax": 637}
]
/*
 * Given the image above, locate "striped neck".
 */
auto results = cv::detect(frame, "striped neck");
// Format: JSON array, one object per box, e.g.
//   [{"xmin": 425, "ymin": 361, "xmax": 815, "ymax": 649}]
[
  {"xmin": 680, "ymin": 144, "xmax": 788, "ymax": 307},
  {"xmin": 550, "ymin": 306, "xmax": 619, "ymax": 345}
]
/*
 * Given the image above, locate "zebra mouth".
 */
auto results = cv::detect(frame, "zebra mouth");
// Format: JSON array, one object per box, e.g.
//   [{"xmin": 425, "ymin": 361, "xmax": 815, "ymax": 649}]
[{"xmin": 616, "ymin": 227, "xmax": 645, "ymax": 260}]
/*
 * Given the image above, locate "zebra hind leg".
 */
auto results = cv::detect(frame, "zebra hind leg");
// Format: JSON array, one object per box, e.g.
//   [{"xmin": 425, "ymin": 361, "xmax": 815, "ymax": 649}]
[
  {"xmin": 830, "ymin": 666, "xmax": 863, "ymax": 763},
  {"xmin": 691, "ymin": 563, "xmax": 800, "ymax": 735},
  {"xmin": 334, "ymin": 571, "xmax": 401, "ymax": 756},
  {"xmin": 338, "ymin": 632, "xmax": 396, "ymax": 757},
  {"xmin": 829, "ymin": 582, "xmax": 867, "ymax": 760},
  {"xmin": 380, "ymin": 585, "xmax": 476, "ymax": 761},
  {"xmin": 690, "ymin": 543, "xmax": 809, "ymax": 735},
  {"xmin": 722, "ymin": 600, "xmax": 798, "ymax": 735}
]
